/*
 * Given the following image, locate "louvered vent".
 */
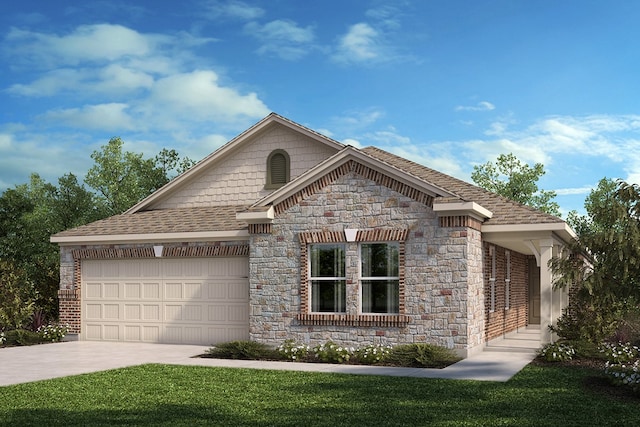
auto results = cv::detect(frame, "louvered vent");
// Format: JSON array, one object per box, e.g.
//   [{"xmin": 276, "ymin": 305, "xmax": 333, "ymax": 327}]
[{"xmin": 270, "ymin": 153, "xmax": 287, "ymax": 184}]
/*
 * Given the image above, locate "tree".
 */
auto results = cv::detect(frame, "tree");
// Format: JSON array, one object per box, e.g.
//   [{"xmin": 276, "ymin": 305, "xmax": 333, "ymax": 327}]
[
  {"xmin": 551, "ymin": 178, "xmax": 640, "ymax": 342},
  {"xmin": 85, "ymin": 138, "xmax": 195, "ymax": 216},
  {"xmin": 471, "ymin": 153, "xmax": 561, "ymax": 217}
]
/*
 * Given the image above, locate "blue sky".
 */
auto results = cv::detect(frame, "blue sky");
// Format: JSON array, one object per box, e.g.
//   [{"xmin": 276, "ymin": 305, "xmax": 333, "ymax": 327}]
[{"xmin": 2, "ymin": 0, "xmax": 640, "ymax": 215}]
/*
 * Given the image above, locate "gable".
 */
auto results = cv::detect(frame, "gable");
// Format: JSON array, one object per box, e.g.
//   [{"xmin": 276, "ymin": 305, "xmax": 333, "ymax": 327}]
[{"xmin": 146, "ymin": 121, "xmax": 342, "ymax": 210}]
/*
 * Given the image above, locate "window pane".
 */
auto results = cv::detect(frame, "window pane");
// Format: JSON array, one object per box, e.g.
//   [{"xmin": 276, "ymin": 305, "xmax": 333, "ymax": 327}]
[
  {"xmin": 311, "ymin": 280, "xmax": 346, "ymax": 312},
  {"xmin": 362, "ymin": 280, "xmax": 399, "ymax": 313},
  {"xmin": 361, "ymin": 243, "xmax": 399, "ymax": 277},
  {"xmin": 310, "ymin": 244, "xmax": 345, "ymax": 278}
]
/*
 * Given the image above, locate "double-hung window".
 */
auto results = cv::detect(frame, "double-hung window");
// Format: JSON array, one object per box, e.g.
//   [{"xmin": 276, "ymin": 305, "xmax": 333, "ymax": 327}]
[
  {"xmin": 361, "ymin": 242, "xmax": 400, "ymax": 313},
  {"xmin": 309, "ymin": 244, "xmax": 346, "ymax": 313}
]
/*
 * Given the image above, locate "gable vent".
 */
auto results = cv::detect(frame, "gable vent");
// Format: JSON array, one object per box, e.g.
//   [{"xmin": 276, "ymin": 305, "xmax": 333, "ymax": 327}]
[{"xmin": 266, "ymin": 149, "xmax": 290, "ymax": 189}]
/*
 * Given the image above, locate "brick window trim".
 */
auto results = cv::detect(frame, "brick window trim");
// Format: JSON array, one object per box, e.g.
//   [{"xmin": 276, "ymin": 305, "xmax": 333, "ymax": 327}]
[{"xmin": 299, "ymin": 229, "xmax": 407, "ymax": 327}]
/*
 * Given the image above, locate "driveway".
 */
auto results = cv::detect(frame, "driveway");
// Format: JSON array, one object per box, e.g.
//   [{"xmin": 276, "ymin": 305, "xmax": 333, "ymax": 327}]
[{"xmin": 0, "ymin": 340, "xmax": 536, "ymax": 386}]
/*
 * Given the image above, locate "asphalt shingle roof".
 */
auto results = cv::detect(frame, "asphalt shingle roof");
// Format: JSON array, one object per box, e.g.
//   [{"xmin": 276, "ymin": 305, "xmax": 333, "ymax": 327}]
[
  {"xmin": 361, "ymin": 146, "xmax": 564, "ymax": 226},
  {"xmin": 52, "ymin": 206, "xmax": 248, "ymax": 238}
]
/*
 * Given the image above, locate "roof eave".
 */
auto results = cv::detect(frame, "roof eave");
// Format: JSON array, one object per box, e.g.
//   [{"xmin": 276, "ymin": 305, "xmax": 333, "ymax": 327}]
[{"xmin": 50, "ymin": 230, "xmax": 250, "ymax": 245}]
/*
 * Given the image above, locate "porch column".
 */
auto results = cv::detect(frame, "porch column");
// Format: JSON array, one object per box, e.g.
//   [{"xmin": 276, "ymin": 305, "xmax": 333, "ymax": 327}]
[{"xmin": 539, "ymin": 239, "xmax": 554, "ymax": 344}]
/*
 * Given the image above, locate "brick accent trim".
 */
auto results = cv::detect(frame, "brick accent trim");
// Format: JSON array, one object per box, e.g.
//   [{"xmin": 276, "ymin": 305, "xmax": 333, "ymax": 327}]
[
  {"xmin": 248, "ymin": 223, "xmax": 272, "ymax": 234},
  {"xmin": 275, "ymin": 160, "xmax": 434, "ymax": 215},
  {"xmin": 439, "ymin": 215, "xmax": 483, "ymax": 231},
  {"xmin": 299, "ymin": 228, "xmax": 408, "ymax": 327},
  {"xmin": 72, "ymin": 244, "xmax": 249, "ymax": 259},
  {"xmin": 58, "ymin": 289, "xmax": 81, "ymax": 334},
  {"xmin": 296, "ymin": 313, "xmax": 410, "ymax": 327}
]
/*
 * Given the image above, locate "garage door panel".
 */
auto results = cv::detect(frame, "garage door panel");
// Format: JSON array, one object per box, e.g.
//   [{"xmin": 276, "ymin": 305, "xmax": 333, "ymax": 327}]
[{"xmin": 82, "ymin": 257, "xmax": 248, "ymax": 345}]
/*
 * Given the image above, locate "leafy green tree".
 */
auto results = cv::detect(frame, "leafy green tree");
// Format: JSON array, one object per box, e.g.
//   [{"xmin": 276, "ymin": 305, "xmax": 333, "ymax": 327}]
[
  {"xmin": 551, "ymin": 178, "xmax": 640, "ymax": 342},
  {"xmin": 0, "ymin": 260, "xmax": 35, "ymax": 330},
  {"xmin": 85, "ymin": 138, "xmax": 195, "ymax": 215},
  {"xmin": 471, "ymin": 153, "xmax": 561, "ymax": 216}
]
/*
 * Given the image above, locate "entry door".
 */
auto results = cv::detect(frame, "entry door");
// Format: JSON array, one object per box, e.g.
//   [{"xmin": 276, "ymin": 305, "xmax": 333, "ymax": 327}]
[{"xmin": 528, "ymin": 258, "xmax": 540, "ymax": 324}]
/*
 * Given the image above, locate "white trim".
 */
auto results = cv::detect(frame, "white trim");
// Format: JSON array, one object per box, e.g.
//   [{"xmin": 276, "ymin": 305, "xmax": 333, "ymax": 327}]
[
  {"xmin": 51, "ymin": 230, "xmax": 249, "ymax": 245},
  {"xmin": 236, "ymin": 206, "xmax": 275, "ymax": 223},
  {"xmin": 253, "ymin": 146, "xmax": 455, "ymax": 208},
  {"xmin": 432, "ymin": 200, "xmax": 493, "ymax": 221},
  {"xmin": 482, "ymin": 222, "xmax": 577, "ymax": 240}
]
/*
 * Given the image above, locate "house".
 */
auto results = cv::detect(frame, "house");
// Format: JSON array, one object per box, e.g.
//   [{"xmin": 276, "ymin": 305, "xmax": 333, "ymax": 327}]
[{"xmin": 51, "ymin": 113, "xmax": 576, "ymax": 357}]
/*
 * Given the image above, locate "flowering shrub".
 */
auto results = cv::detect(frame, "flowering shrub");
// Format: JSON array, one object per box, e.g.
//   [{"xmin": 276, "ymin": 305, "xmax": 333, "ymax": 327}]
[
  {"xmin": 601, "ymin": 342, "xmax": 640, "ymax": 393},
  {"xmin": 312, "ymin": 341, "xmax": 355, "ymax": 364},
  {"xmin": 354, "ymin": 343, "xmax": 393, "ymax": 364},
  {"xmin": 599, "ymin": 342, "xmax": 640, "ymax": 363},
  {"xmin": 605, "ymin": 360, "xmax": 640, "ymax": 392},
  {"xmin": 37, "ymin": 323, "xmax": 68, "ymax": 342},
  {"xmin": 0, "ymin": 331, "xmax": 5, "ymax": 346},
  {"xmin": 277, "ymin": 339, "xmax": 311, "ymax": 361},
  {"xmin": 537, "ymin": 342, "xmax": 576, "ymax": 362}
]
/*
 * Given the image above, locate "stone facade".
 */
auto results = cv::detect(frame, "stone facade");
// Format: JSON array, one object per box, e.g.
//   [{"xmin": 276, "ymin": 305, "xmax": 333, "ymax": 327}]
[{"xmin": 248, "ymin": 169, "xmax": 486, "ymax": 356}]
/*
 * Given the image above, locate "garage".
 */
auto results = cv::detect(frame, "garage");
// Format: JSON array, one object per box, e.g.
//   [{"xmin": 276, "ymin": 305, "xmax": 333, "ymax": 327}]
[{"xmin": 81, "ymin": 257, "xmax": 249, "ymax": 345}]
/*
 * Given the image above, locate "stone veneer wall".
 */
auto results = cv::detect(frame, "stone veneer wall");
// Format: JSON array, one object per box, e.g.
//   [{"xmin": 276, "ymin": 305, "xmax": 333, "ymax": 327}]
[
  {"xmin": 57, "ymin": 241, "xmax": 248, "ymax": 335},
  {"xmin": 484, "ymin": 243, "xmax": 529, "ymax": 340},
  {"xmin": 248, "ymin": 170, "xmax": 485, "ymax": 357}
]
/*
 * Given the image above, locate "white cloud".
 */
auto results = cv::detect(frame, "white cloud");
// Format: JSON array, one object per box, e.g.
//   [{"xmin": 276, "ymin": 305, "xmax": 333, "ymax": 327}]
[
  {"xmin": 42, "ymin": 103, "xmax": 135, "ymax": 131},
  {"xmin": 6, "ymin": 24, "xmax": 161, "ymax": 66},
  {"xmin": 333, "ymin": 23, "xmax": 380, "ymax": 64},
  {"xmin": 555, "ymin": 186, "xmax": 595, "ymax": 196},
  {"xmin": 455, "ymin": 101, "xmax": 496, "ymax": 112},
  {"xmin": 146, "ymin": 70, "xmax": 269, "ymax": 123},
  {"xmin": 203, "ymin": 0, "xmax": 265, "ymax": 21},
  {"xmin": 245, "ymin": 20, "xmax": 316, "ymax": 60}
]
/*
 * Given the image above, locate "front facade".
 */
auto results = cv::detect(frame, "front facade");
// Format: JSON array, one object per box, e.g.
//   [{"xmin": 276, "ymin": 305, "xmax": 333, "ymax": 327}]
[{"xmin": 52, "ymin": 113, "xmax": 575, "ymax": 357}]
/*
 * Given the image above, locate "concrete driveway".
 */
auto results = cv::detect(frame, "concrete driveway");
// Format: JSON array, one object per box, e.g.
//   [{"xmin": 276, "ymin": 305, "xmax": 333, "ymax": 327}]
[{"xmin": 0, "ymin": 340, "xmax": 536, "ymax": 386}]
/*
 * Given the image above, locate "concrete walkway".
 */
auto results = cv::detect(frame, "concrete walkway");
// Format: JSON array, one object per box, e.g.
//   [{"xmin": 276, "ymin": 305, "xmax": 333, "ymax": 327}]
[{"xmin": 0, "ymin": 333, "xmax": 539, "ymax": 387}]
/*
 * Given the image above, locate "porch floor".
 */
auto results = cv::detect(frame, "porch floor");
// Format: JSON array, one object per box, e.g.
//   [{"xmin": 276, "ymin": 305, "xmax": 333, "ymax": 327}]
[{"xmin": 485, "ymin": 325, "xmax": 542, "ymax": 354}]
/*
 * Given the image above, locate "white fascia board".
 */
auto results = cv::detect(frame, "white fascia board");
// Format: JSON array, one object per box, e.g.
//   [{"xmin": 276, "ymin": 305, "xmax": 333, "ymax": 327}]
[
  {"xmin": 482, "ymin": 222, "xmax": 577, "ymax": 243},
  {"xmin": 236, "ymin": 206, "xmax": 275, "ymax": 223},
  {"xmin": 50, "ymin": 230, "xmax": 249, "ymax": 245},
  {"xmin": 432, "ymin": 201, "xmax": 493, "ymax": 220}
]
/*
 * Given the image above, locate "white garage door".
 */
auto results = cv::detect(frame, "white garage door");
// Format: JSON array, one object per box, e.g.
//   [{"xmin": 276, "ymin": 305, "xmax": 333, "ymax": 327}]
[{"xmin": 81, "ymin": 257, "xmax": 249, "ymax": 345}]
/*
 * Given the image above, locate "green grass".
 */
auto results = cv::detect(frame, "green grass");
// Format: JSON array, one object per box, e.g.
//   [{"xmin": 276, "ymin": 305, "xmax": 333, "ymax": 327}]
[{"xmin": 0, "ymin": 363, "xmax": 638, "ymax": 426}]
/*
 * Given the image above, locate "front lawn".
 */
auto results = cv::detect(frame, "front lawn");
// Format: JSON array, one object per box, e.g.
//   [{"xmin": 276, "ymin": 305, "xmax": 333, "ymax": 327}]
[{"xmin": 0, "ymin": 363, "xmax": 638, "ymax": 426}]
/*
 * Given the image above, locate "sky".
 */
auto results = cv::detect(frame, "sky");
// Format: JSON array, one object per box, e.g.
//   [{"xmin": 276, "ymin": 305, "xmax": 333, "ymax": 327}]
[{"xmin": 1, "ymin": 0, "xmax": 640, "ymax": 216}]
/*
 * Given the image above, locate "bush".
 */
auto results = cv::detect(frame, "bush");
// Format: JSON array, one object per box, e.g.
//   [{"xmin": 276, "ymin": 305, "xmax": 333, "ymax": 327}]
[
  {"xmin": 37, "ymin": 323, "xmax": 68, "ymax": 342},
  {"xmin": 312, "ymin": 341, "xmax": 355, "ymax": 363},
  {"xmin": 0, "ymin": 331, "xmax": 6, "ymax": 346},
  {"xmin": 0, "ymin": 261, "xmax": 36, "ymax": 330},
  {"xmin": 204, "ymin": 341, "xmax": 278, "ymax": 360},
  {"xmin": 277, "ymin": 339, "xmax": 310, "ymax": 361},
  {"xmin": 600, "ymin": 341, "xmax": 640, "ymax": 393},
  {"xmin": 386, "ymin": 343, "xmax": 461, "ymax": 368},
  {"xmin": 537, "ymin": 342, "xmax": 576, "ymax": 362},
  {"xmin": 353, "ymin": 343, "xmax": 393, "ymax": 365},
  {"xmin": 2, "ymin": 329, "xmax": 42, "ymax": 346}
]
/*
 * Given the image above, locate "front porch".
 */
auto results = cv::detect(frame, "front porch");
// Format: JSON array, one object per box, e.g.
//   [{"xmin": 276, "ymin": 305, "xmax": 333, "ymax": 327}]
[{"xmin": 485, "ymin": 325, "xmax": 542, "ymax": 355}]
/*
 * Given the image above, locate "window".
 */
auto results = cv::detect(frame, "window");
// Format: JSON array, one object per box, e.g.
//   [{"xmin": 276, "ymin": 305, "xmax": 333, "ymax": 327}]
[
  {"xmin": 489, "ymin": 245, "xmax": 496, "ymax": 312},
  {"xmin": 309, "ymin": 244, "xmax": 346, "ymax": 312},
  {"xmin": 361, "ymin": 242, "xmax": 400, "ymax": 313},
  {"xmin": 266, "ymin": 150, "xmax": 290, "ymax": 189},
  {"xmin": 505, "ymin": 250, "xmax": 511, "ymax": 310}
]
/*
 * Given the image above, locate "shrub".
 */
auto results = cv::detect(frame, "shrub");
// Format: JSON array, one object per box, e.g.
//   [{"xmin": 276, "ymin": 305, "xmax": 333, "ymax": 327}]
[
  {"xmin": 37, "ymin": 323, "xmax": 68, "ymax": 342},
  {"xmin": 3, "ymin": 329, "xmax": 42, "ymax": 346},
  {"xmin": 312, "ymin": 341, "xmax": 355, "ymax": 364},
  {"xmin": 601, "ymin": 341, "xmax": 640, "ymax": 393},
  {"xmin": 353, "ymin": 343, "xmax": 393, "ymax": 365},
  {"xmin": 0, "ymin": 331, "xmax": 5, "ymax": 346},
  {"xmin": 0, "ymin": 261, "xmax": 36, "ymax": 330},
  {"xmin": 277, "ymin": 339, "xmax": 310, "ymax": 361},
  {"xmin": 204, "ymin": 341, "xmax": 277, "ymax": 360},
  {"xmin": 386, "ymin": 343, "xmax": 461, "ymax": 368},
  {"xmin": 537, "ymin": 342, "xmax": 576, "ymax": 362}
]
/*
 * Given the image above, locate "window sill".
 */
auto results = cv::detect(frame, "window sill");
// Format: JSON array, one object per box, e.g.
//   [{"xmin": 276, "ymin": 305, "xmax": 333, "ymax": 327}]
[{"xmin": 297, "ymin": 313, "xmax": 409, "ymax": 327}]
